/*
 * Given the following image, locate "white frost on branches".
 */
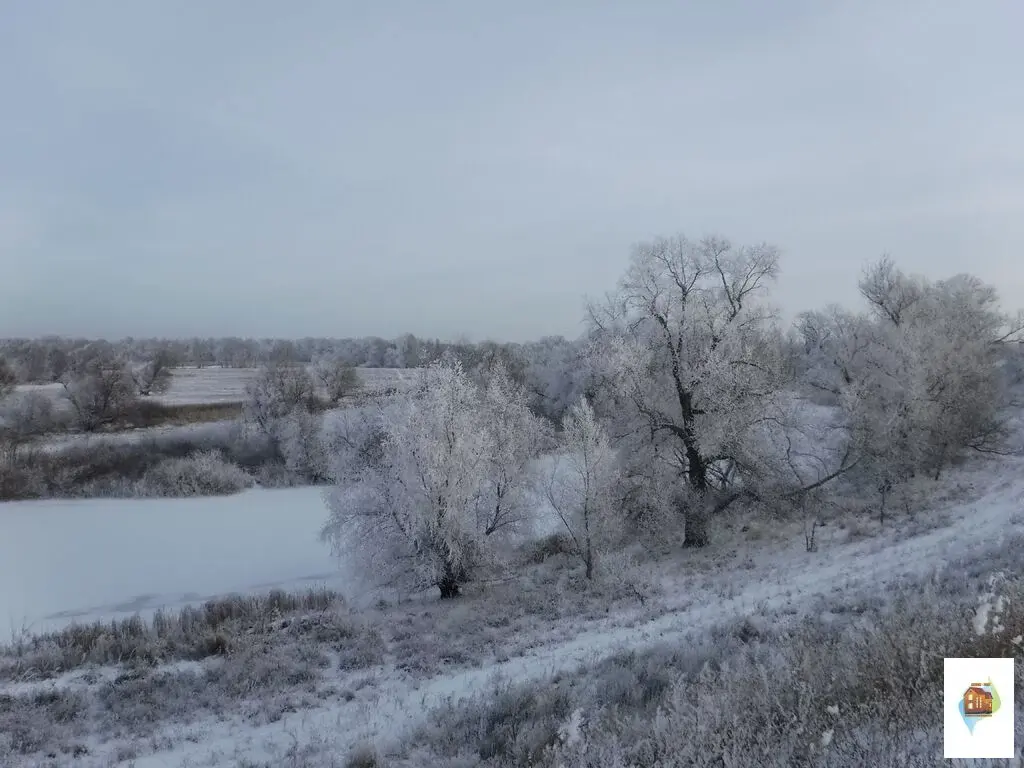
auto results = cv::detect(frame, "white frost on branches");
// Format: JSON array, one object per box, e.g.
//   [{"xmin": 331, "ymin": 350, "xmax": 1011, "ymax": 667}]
[
  {"xmin": 321, "ymin": 361, "xmax": 546, "ymax": 598},
  {"xmin": 545, "ymin": 396, "xmax": 621, "ymax": 579}
]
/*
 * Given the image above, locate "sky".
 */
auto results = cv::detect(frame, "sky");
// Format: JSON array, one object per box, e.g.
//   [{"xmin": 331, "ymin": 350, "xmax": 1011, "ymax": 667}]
[{"xmin": 1, "ymin": 0, "xmax": 1022, "ymax": 343}]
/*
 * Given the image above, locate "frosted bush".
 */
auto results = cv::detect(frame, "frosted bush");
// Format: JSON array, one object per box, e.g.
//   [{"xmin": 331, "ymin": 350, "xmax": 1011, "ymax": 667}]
[{"xmin": 139, "ymin": 450, "xmax": 254, "ymax": 497}]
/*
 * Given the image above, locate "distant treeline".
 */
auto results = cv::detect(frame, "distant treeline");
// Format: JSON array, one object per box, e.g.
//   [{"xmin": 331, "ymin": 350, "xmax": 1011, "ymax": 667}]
[
  {"xmin": 0, "ymin": 334, "xmax": 602, "ymax": 424},
  {"xmin": 0, "ymin": 334, "xmax": 547, "ymax": 380}
]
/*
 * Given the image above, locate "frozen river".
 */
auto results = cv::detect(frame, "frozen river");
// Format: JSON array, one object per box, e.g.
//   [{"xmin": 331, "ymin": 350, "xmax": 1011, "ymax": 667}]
[{"xmin": 0, "ymin": 486, "xmax": 339, "ymax": 634}]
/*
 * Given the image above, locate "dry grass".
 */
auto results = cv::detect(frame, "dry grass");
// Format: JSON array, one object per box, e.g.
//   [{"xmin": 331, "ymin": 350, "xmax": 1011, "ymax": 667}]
[
  {"xmin": 394, "ymin": 558, "xmax": 1024, "ymax": 768},
  {"xmin": 0, "ymin": 588, "xmax": 392, "ymax": 763},
  {"xmin": 0, "ymin": 427, "xmax": 285, "ymax": 500},
  {"xmin": 119, "ymin": 400, "xmax": 245, "ymax": 428},
  {"xmin": 0, "ymin": 588, "xmax": 341, "ymax": 682}
]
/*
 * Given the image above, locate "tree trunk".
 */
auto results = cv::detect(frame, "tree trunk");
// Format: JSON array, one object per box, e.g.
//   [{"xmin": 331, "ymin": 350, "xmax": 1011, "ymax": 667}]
[
  {"xmin": 682, "ymin": 438, "xmax": 710, "ymax": 547},
  {"xmin": 437, "ymin": 573, "xmax": 461, "ymax": 599},
  {"xmin": 437, "ymin": 559, "xmax": 464, "ymax": 599},
  {"xmin": 683, "ymin": 505, "xmax": 710, "ymax": 548}
]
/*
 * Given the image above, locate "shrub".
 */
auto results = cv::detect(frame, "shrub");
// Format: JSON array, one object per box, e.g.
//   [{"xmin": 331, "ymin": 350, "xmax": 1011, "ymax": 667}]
[
  {"xmin": 0, "ymin": 588, "xmax": 342, "ymax": 680},
  {"xmin": 139, "ymin": 450, "xmax": 254, "ymax": 497}
]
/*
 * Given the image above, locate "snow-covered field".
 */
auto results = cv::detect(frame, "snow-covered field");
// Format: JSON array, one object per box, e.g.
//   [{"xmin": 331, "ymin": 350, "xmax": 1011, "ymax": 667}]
[
  {"xmin": 152, "ymin": 367, "xmax": 259, "ymax": 405},
  {"xmin": 15, "ymin": 366, "xmax": 420, "ymax": 408},
  {"xmin": 2, "ymin": 446, "xmax": 1022, "ymax": 766},
  {"xmin": 0, "ymin": 487, "xmax": 337, "ymax": 635},
  {"xmin": 157, "ymin": 366, "xmax": 418, "ymax": 405}
]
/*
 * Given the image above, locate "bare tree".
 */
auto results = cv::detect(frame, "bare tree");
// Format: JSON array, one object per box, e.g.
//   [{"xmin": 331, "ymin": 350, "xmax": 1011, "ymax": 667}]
[
  {"xmin": 0, "ymin": 358, "xmax": 16, "ymax": 401},
  {"xmin": 587, "ymin": 234, "xmax": 791, "ymax": 546},
  {"xmin": 858, "ymin": 255, "xmax": 925, "ymax": 327},
  {"xmin": 544, "ymin": 396, "xmax": 620, "ymax": 579},
  {"xmin": 0, "ymin": 392, "xmax": 54, "ymax": 463},
  {"xmin": 61, "ymin": 360, "xmax": 136, "ymax": 432},
  {"xmin": 313, "ymin": 356, "xmax": 361, "ymax": 404},
  {"xmin": 244, "ymin": 363, "xmax": 318, "ymax": 437},
  {"xmin": 832, "ymin": 260, "xmax": 1022, "ymax": 491},
  {"xmin": 321, "ymin": 361, "xmax": 540, "ymax": 599},
  {"xmin": 794, "ymin": 305, "xmax": 876, "ymax": 396},
  {"xmin": 132, "ymin": 346, "xmax": 177, "ymax": 396},
  {"xmin": 475, "ymin": 364, "xmax": 550, "ymax": 537},
  {"xmin": 242, "ymin": 362, "xmax": 322, "ymax": 477}
]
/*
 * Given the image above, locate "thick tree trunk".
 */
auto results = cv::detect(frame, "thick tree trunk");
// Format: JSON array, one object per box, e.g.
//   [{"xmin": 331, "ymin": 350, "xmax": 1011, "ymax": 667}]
[
  {"xmin": 685, "ymin": 446, "xmax": 708, "ymax": 492},
  {"xmin": 682, "ymin": 504, "xmax": 710, "ymax": 548},
  {"xmin": 681, "ymin": 434, "xmax": 711, "ymax": 547},
  {"xmin": 437, "ymin": 573, "xmax": 461, "ymax": 599},
  {"xmin": 437, "ymin": 558, "xmax": 467, "ymax": 599}
]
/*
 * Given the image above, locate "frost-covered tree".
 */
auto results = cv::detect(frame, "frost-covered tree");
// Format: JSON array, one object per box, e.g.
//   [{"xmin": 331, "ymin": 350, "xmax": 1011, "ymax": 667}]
[
  {"xmin": 0, "ymin": 358, "xmax": 16, "ymax": 400},
  {"xmin": 521, "ymin": 336, "xmax": 597, "ymax": 424},
  {"xmin": 279, "ymin": 408, "xmax": 331, "ymax": 482},
  {"xmin": 243, "ymin": 362, "xmax": 324, "ymax": 478},
  {"xmin": 131, "ymin": 346, "xmax": 176, "ymax": 396},
  {"xmin": 828, "ymin": 259, "xmax": 1024, "ymax": 492},
  {"xmin": 794, "ymin": 305, "xmax": 877, "ymax": 398},
  {"xmin": 243, "ymin": 363, "xmax": 318, "ymax": 436},
  {"xmin": 858, "ymin": 255, "xmax": 926, "ymax": 327},
  {"xmin": 587, "ymin": 234, "xmax": 792, "ymax": 546},
  {"xmin": 0, "ymin": 391, "xmax": 54, "ymax": 463},
  {"xmin": 61, "ymin": 359, "xmax": 136, "ymax": 432},
  {"xmin": 544, "ymin": 396, "xmax": 620, "ymax": 579},
  {"xmin": 313, "ymin": 356, "xmax": 361, "ymax": 404},
  {"xmin": 321, "ymin": 361, "xmax": 543, "ymax": 599},
  {"xmin": 475, "ymin": 364, "xmax": 550, "ymax": 537}
]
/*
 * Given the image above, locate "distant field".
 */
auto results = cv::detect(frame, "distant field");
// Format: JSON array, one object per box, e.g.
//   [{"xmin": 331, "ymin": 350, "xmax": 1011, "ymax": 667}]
[
  {"xmin": 15, "ymin": 366, "xmax": 420, "ymax": 407},
  {"xmin": 159, "ymin": 365, "xmax": 419, "ymax": 405},
  {"xmin": 153, "ymin": 367, "xmax": 260, "ymax": 405}
]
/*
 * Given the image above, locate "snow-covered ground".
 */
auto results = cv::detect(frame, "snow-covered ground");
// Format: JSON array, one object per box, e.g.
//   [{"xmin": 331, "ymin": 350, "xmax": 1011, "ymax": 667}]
[
  {"xmin": 162, "ymin": 467, "xmax": 1024, "ymax": 765},
  {"xmin": 3, "ymin": 446, "xmax": 1022, "ymax": 766},
  {"xmin": 0, "ymin": 487, "xmax": 338, "ymax": 636},
  {"xmin": 151, "ymin": 367, "xmax": 258, "ymax": 405},
  {"xmin": 0, "ymin": 453, "xmax": 567, "ymax": 634},
  {"xmin": 156, "ymin": 366, "xmax": 418, "ymax": 405},
  {"xmin": 14, "ymin": 366, "xmax": 419, "ymax": 408}
]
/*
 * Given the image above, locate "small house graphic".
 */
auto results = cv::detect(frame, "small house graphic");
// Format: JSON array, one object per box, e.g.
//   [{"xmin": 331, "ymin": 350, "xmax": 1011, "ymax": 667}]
[{"xmin": 963, "ymin": 683, "xmax": 994, "ymax": 716}]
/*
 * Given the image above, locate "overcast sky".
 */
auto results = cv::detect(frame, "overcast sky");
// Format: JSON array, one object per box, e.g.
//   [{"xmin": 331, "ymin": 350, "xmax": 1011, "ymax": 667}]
[{"xmin": 1, "ymin": 1, "xmax": 1021, "ymax": 342}]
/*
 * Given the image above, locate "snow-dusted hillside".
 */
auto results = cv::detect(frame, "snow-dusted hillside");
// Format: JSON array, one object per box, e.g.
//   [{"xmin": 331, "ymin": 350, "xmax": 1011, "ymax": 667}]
[{"xmin": 2, "ymin": 447, "xmax": 1022, "ymax": 766}]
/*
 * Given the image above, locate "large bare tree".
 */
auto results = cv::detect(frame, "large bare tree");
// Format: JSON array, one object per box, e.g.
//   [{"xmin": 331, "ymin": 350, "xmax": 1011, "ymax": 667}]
[{"xmin": 588, "ymin": 234, "xmax": 849, "ymax": 546}]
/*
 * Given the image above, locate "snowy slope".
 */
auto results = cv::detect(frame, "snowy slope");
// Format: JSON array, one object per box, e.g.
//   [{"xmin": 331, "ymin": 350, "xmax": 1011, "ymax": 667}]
[{"xmin": 65, "ymin": 452, "xmax": 1024, "ymax": 767}]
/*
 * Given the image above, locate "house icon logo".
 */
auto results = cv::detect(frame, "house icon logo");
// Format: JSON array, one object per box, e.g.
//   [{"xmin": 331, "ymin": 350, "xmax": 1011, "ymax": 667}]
[
  {"xmin": 944, "ymin": 657, "xmax": 1014, "ymax": 758},
  {"xmin": 959, "ymin": 679, "xmax": 1001, "ymax": 733}
]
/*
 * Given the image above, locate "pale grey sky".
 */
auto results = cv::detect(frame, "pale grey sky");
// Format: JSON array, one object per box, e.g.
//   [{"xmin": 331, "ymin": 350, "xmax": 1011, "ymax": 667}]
[{"xmin": 1, "ymin": 0, "xmax": 1021, "ymax": 342}]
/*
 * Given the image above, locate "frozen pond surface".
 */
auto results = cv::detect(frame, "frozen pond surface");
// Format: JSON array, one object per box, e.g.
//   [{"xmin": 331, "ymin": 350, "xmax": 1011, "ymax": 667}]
[{"xmin": 0, "ymin": 486, "xmax": 339, "ymax": 634}]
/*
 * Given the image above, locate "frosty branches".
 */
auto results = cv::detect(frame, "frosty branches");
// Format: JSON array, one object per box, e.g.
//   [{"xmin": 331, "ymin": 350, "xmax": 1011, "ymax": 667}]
[
  {"xmin": 61, "ymin": 358, "xmax": 136, "ymax": 432},
  {"xmin": 544, "ymin": 396, "xmax": 621, "ymax": 579},
  {"xmin": 131, "ymin": 346, "xmax": 176, "ymax": 397},
  {"xmin": 822, "ymin": 258, "xmax": 1022, "ymax": 487},
  {"xmin": 321, "ymin": 361, "xmax": 546, "ymax": 599},
  {"xmin": 586, "ymin": 234, "xmax": 789, "ymax": 546}
]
